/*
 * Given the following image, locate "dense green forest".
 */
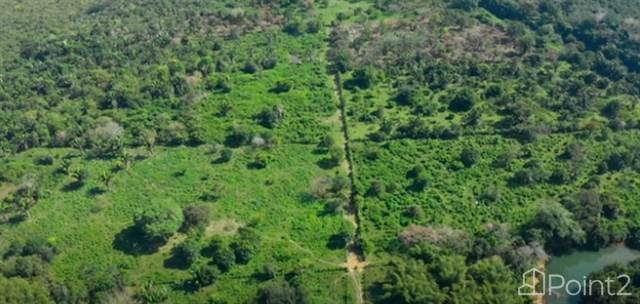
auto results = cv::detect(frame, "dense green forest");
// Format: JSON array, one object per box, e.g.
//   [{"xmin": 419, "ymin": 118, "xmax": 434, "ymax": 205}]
[{"xmin": 1, "ymin": 0, "xmax": 639, "ymax": 303}]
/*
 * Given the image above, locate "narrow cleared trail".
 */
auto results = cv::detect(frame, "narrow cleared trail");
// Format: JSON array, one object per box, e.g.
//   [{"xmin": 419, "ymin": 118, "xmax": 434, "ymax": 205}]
[{"xmin": 333, "ymin": 72, "xmax": 367, "ymax": 304}]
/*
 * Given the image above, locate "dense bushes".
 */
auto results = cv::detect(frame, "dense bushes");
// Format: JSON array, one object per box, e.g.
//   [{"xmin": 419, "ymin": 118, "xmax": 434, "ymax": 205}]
[
  {"xmin": 524, "ymin": 202, "xmax": 586, "ymax": 253},
  {"xmin": 133, "ymin": 207, "xmax": 182, "ymax": 246},
  {"xmin": 448, "ymin": 88, "xmax": 477, "ymax": 112},
  {"xmin": 0, "ymin": 275, "xmax": 53, "ymax": 304},
  {"xmin": 583, "ymin": 260, "xmax": 640, "ymax": 303},
  {"xmin": 379, "ymin": 257, "xmax": 525, "ymax": 304},
  {"xmin": 255, "ymin": 280, "xmax": 309, "ymax": 304}
]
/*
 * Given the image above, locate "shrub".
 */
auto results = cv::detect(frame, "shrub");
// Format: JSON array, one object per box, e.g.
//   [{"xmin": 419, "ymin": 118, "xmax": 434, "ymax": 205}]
[
  {"xmin": 191, "ymin": 264, "xmax": 221, "ymax": 289},
  {"xmin": 12, "ymin": 256, "xmax": 46, "ymax": 278},
  {"xmin": 411, "ymin": 175, "xmax": 429, "ymax": 192},
  {"xmin": 35, "ymin": 155, "xmax": 54, "ymax": 166},
  {"xmin": 69, "ymin": 167, "xmax": 89, "ymax": 187},
  {"xmin": 601, "ymin": 100, "xmax": 622, "ymax": 119},
  {"xmin": 270, "ymin": 81, "xmax": 291, "ymax": 93},
  {"xmin": 526, "ymin": 202, "xmax": 586, "ymax": 253},
  {"xmin": 450, "ymin": 0, "xmax": 478, "ymax": 10},
  {"xmin": 225, "ymin": 126, "xmax": 252, "ymax": 147},
  {"xmin": 549, "ymin": 168, "xmax": 571, "ymax": 185},
  {"xmin": 137, "ymin": 282, "xmax": 169, "ymax": 304},
  {"xmin": 626, "ymin": 228, "xmax": 640, "ymax": 250},
  {"xmin": 133, "ymin": 207, "xmax": 182, "ymax": 245},
  {"xmin": 260, "ymin": 57, "xmax": 277, "ymax": 70},
  {"xmin": 209, "ymin": 239, "xmax": 235, "ymax": 272},
  {"xmin": 219, "ymin": 148, "xmax": 233, "ymax": 163},
  {"xmin": 257, "ymin": 105, "xmax": 285, "ymax": 129},
  {"xmin": 0, "ymin": 275, "xmax": 53, "ymax": 303},
  {"xmin": 258, "ymin": 264, "xmax": 278, "ymax": 280},
  {"xmin": 327, "ymin": 146, "xmax": 345, "ymax": 167},
  {"xmin": 160, "ymin": 122, "xmax": 188, "ymax": 146},
  {"xmin": 305, "ymin": 19, "xmax": 321, "ymax": 33},
  {"xmin": 346, "ymin": 66, "xmax": 377, "ymax": 89},
  {"xmin": 493, "ymin": 150, "xmax": 517, "ymax": 169},
  {"xmin": 460, "ymin": 147, "xmax": 479, "ymax": 168},
  {"xmin": 208, "ymin": 78, "xmax": 231, "ymax": 93},
  {"xmin": 395, "ymin": 85, "xmax": 418, "ymax": 106},
  {"xmin": 181, "ymin": 204, "xmax": 211, "ymax": 232},
  {"xmin": 231, "ymin": 240, "xmax": 257, "ymax": 264},
  {"xmin": 317, "ymin": 135, "xmax": 336, "ymax": 151},
  {"xmin": 448, "ymin": 88, "xmax": 476, "ymax": 112},
  {"xmin": 330, "ymin": 175, "xmax": 349, "ymax": 193},
  {"xmin": 241, "ymin": 61, "xmax": 259, "ymax": 74},
  {"xmin": 403, "ymin": 205, "xmax": 425, "ymax": 220},
  {"xmin": 22, "ymin": 238, "xmax": 57, "ymax": 262},
  {"xmin": 510, "ymin": 160, "xmax": 548, "ymax": 186},
  {"xmin": 366, "ymin": 180, "xmax": 386, "ymax": 197},
  {"xmin": 478, "ymin": 185, "xmax": 500, "ymax": 203},
  {"xmin": 605, "ymin": 151, "xmax": 632, "ymax": 171},
  {"xmin": 249, "ymin": 154, "xmax": 268, "ymax": 170},
  {"xmin": 256, "ymin": 281, "xmax": 308, "ymax": 304},
  {"xmin": 283, "ymin": 18, "xmax": 303, "ymax": 36},
  {"xmin": 324, "ymin": 197, "xmax": 347, "ymax": 214},
  {"xmin": 561, "ymin": 142, "xmax": 585, "ymax": 162},
  {"xmin": 407, "ymin": 164, "xmax": 426, "ymax": 178},
  {"xmin": 171, "ymin": 238, "xmax": 200, "ymax": 268},
  {"xmin": 7, "ymin": 179, "xmax": 44, "ymax": 213},
  {"xmin": 398, "ymin": 225, "xmax": 470, "ymax": 252},
  {"xmin": 310, "ymin": 174, "xmax": 350, "ymax": 199},
  {"xmin": 87, "ymin": 117, "xmax": 124, "ymax": 158}
]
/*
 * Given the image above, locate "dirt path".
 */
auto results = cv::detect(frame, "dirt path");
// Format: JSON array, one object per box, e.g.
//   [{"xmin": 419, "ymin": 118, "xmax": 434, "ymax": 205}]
[{"xmin": 332, "ymin": 71, "xmax": 367, "ymax": 303}]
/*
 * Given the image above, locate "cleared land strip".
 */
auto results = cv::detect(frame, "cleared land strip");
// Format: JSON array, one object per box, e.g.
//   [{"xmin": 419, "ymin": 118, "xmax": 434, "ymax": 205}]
[{"xmin": 333, "ymin": 71, "xmax": 367, "ymax": 304}]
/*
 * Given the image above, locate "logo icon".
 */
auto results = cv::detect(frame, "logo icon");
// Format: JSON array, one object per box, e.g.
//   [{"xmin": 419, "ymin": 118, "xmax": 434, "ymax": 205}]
[{"xmin": 518, "ymin": 268, "xmax": 545, "ymax": 296}]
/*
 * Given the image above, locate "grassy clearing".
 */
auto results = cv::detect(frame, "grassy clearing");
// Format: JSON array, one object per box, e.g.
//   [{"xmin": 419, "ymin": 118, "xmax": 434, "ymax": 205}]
[{"xmin": 0, "ymin": 143, "xmax": 354, "ymax": 302}]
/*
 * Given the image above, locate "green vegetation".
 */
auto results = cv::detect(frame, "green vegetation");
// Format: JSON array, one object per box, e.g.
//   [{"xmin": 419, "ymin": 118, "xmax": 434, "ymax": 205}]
[
  {"xmin": 330, "ymin": 0, "xmax": 640, "ymax": 302},
  {"xmin": 1, "ymin": 0, "xmax": 640, "ymax": 303}
]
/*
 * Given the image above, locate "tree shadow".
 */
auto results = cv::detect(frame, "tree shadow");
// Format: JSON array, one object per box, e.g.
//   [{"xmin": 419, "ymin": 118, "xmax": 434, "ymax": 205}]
[
  {"xmin": 268, "ymin": 85, "xmax": 291, "ymax": 94},
  {"xmin": 211, "ymin": 157, "xmax": 228, "ymax": 164},
  {"xmin": 252, "ymin": 271, "xmax": 274, "ymax": 282},
  {"xmin": 247, "ymin": 161, "xmax": 266, "ymax": 170},
  {"xmin": 88, "ymin": 187, "xmax": 106, "ymax": 197},
  {"xmin": 62, "ymin": 181, "xmax": 84, "ymax": 192},
  {"xmin": 405, "ymin": 185, "xmax": 419, "ymax": 193},
  {"xmin": 112, "ymin": 226, "xmax": 160, "ymax": 256},
  {"xmin": 135, "ymin": 154, "xmax": 148, "ymax": 161},
  {"xmin": 173, "ymin": 169, "xmax": 187, "ymax": 178},
  {"xmin": 316, "ymin": 158, "xmax": 339, "ymax": 170},
  {"xmin": 1, "ymin": 212, "xmax": 28, "ymax": 225},
  {"xmin": 367, "ymin": 282, "xmax": 388, "ymax": 303},
  {"xmin": 173, "ymin": 280, "xmax": 200, "ymax": 294},
  {"xmin": 317, "ymin": 204, "xmax": 340, "ymax": 217},
  {"xmin": 326, "ymin": 234, "xmax": 348, "ymax": 250},
  {"xmin": 312, "ymin": 148, "xmax": 327, "ymax": 155},
  {"xmin": 297, "ymin": 192, "xmax": 317, "ymax": 205},
  {"xmin": 163, "ymin": 253, "xmax": 191, "ymax": 270},
  {"xmin": 199, "ymin": 191, "xmax": 220, "ymax": 202},
  {"xmin": 224, "ymin": 135, "xmax": 244, "ymax": 148},
  {"xmin": 200, "ymin": 244, "xmax": 216, "ymax": 258}
]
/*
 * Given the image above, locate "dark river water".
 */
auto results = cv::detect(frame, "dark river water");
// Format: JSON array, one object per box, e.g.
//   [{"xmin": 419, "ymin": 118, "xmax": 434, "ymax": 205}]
[{"xmin": 544, "ymin": 245, "xmax": 640, "ymax": 304}]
